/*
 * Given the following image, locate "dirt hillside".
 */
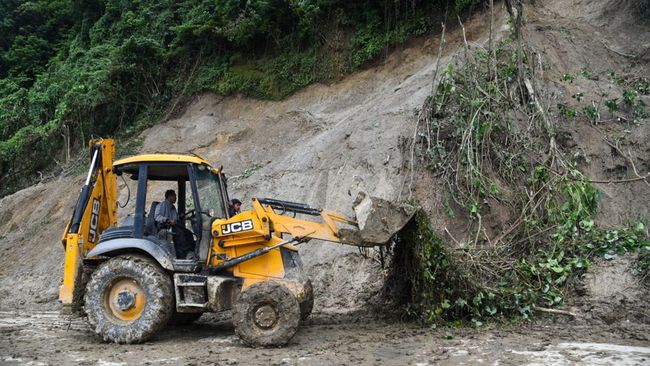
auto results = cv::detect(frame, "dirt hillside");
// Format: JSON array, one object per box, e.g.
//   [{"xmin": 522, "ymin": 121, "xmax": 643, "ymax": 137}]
[{"xmin": 404, "ymin": 0, "xmax": 649, "ymax": 326}]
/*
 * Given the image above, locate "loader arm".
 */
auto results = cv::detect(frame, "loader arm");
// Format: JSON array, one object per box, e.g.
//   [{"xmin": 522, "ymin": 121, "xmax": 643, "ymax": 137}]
[
  {"xmin": 208, "ymin": 195, "xmax": 413, "ymax": 287},
  {"xmin": 60, "ymin": 138, "xmax": 117, "ymax": 306},
  {"xmin": 252, "ymin": 199, "xmax": 358, "ymax": 244}
]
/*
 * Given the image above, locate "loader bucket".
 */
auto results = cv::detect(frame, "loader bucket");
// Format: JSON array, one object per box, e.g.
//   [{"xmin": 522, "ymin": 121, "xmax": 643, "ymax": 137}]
[{"xmin": 339, "ymin": 193, "xmax": 416, "ymax": 246}]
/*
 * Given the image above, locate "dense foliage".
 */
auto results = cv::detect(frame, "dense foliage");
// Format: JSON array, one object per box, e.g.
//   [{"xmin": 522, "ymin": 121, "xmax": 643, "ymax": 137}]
[{"xmin": 0, "ymin": 0, "xmax": 483, "ymax": 196}]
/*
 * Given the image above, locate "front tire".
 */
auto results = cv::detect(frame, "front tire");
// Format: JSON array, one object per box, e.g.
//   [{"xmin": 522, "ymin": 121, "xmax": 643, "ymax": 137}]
[
  {"xmin": 84, "ymin": 255, "xmax": 173, "ymax": 343},
  {"xmin": 232, "ymin": 281, "xmax": 301, "ymax": 347}
]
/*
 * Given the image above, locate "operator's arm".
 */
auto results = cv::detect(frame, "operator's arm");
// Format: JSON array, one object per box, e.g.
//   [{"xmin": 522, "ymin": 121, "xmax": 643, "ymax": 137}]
[{"xmin": 155, "ymin": 201, "xmax": 168, "ymax": 224}]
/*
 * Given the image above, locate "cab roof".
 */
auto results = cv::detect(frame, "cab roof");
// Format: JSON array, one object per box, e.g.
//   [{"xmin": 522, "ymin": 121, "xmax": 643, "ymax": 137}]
[
  {"xmin": 113, "ymin": 153, "xmax": 213, "ymax": 167},
  {"xmin": 113, "ymin": 154, "xmax": 219, "ymax": 181}
]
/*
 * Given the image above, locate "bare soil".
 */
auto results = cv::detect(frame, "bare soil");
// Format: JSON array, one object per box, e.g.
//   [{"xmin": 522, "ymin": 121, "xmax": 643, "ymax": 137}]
[
  {"xmin": 0, "ymin": 0, "xmax": 649, "ymax": 364},
  {"xmin": 1, "ymin": 311, "xmax": 649, "ymax": 365}
]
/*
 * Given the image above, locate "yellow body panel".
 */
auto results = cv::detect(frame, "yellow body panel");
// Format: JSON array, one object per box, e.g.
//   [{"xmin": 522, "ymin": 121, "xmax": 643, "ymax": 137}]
[
  {"xmin": 59, "ymin": 233, "xmax": 81, "ymax": 304},
  {"xmin": 234, "ymin": 238, "xmax": 286, "ymax": 280},
  {"xmin": 209, "ymin": 198, "xmax": 358, "ymax": 286}
]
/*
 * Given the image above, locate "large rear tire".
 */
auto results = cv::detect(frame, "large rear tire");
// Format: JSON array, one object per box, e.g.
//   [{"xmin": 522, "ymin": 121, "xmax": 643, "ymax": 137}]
[
  {"xmin": 232, "ymin": 281, "xmax": 300, "ymax": 347},
  {"xmin": 84, "ymin": 255, "xmax": 173, "ymax": 343}
]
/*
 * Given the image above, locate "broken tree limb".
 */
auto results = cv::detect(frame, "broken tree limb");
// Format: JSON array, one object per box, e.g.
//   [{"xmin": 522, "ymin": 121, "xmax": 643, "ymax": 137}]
[
  {"xmin": 597, "ymin": 131, "xmax": 650, "ymax": 189},
  {"xmin": 533, "ymin": 305, "xmax": 578, "ymax": 318},
  {"xmin": 600, "ymin": 39, "xmax": 637, "ymax": 58},
  {"xmin": 444, "ymin": 227, "xmax": 462, "ymax": 246}
]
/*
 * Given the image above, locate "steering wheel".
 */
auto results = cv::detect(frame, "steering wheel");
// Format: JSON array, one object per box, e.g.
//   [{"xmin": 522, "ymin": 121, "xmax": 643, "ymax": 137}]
[{"xmin": 180, "ymin": 209, "xmax": 196, "ymax": 221}]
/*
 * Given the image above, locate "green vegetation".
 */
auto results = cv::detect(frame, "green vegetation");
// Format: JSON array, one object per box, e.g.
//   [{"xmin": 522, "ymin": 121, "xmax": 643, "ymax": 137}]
[
  {"xmin": 240, "ymin": 163, "xmax": 262, "ymax": 179},
  {"xmin": 394, "ymin": 206, "xmax": 647, "ymax": 325},
  {"xmin": 556, "ymin": 70, "xmax": 648, "ymax": 125},
  {"xmin": 0, "ymin": 0, "xmax": 484, "ymax": 197},
  {"xmin": 390, "ymin": 6, "xmax": 648, "ymax": 326}
]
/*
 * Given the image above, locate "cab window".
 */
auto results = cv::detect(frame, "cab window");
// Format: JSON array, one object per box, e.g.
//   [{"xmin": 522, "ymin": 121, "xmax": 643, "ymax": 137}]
[{"xmin": 194, "ymin": 166, "xmax": 227, "ymax": 219}]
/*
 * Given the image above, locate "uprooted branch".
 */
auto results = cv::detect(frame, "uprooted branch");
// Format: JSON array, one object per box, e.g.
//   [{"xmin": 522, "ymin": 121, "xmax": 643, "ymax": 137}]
[
  {"xmin": 533, "ymin": 305, "xmax": 578, "ymax": 318},
  {"xmin": 603, "ymin": 139, "xmax": 650, "ymax": 189},
  {"xmin": 588, "ymin": 126, "xmax": 650, "ymax": 188}
]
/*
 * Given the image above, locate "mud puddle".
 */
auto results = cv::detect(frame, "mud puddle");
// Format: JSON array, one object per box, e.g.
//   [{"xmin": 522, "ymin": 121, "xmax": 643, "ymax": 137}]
[{"xmin": 1, "ymin": 311, "xmax": 648, "ymax": 365}]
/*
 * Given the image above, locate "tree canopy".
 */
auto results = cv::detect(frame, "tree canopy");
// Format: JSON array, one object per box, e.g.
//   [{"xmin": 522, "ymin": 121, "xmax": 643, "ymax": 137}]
[{"xmin": 0, "ymin": 0, "xmax": 482, "ymax": 196}]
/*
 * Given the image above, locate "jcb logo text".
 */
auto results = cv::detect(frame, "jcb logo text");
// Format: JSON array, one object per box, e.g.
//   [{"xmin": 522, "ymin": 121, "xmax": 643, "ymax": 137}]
[
  {"xmin": 221, "ymin": 219, "xmax": 254, "ymax": 235},
  {"xmin": 88, "ymin": 198, "xmax": 100, "ymax": 243}
]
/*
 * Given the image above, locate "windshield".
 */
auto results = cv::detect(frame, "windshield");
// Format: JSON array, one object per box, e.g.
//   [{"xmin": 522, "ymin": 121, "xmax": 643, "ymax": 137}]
[{"xmin": 195, "ymin": 167, "xmax": 227, "ymax": 219}]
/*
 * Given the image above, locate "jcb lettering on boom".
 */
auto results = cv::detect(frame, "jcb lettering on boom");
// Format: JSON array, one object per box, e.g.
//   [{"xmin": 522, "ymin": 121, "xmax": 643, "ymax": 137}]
[
  {"xmin": 88, "ymin": 198, "xmax": 100, "ymax": 243},
  {"xmin": 221, "ymin": 219, "xmax": 253, "ymax": 235}
]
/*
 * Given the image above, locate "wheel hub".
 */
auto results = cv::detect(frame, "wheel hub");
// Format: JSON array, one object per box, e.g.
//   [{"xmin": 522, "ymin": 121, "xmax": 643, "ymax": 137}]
[
  {"xmin": 115, "ymin": 291, "xmax": 136, "ymax": 311},
  {"xmin": 254, "ymin": 305, "xmax": 278, "ymax": 329},
  {"xmin": 104, "ymin": 278, "xmax": 147, "ymax": 322}
]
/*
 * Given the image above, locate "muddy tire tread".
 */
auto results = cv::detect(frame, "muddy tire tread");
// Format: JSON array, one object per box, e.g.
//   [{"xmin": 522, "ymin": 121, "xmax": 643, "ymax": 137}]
[
  {"xmin": 84, "ymin": 255, "xmax": 173, "ymax": 344},
  {"xmin": 232, "ymin": 281, "xmax": 300, "ymax": 347}
]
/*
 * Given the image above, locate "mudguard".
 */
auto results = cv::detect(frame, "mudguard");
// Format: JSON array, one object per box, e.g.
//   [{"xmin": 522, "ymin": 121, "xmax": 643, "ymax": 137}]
[{"xmin": 86, "ymin": 238, "xmax": 175, "ymax": 270}]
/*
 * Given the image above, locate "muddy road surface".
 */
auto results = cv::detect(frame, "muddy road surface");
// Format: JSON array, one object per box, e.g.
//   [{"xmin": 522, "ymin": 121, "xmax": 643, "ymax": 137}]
[{"xmin": 1, "ymin": 311, "xmax": 648, "ymax": 365}]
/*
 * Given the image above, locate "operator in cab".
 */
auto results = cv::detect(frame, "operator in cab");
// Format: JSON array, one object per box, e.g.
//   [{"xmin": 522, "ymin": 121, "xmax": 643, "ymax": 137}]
[
  {"xmin": 155, "ymin": 189, "xmax": 196, "ymax": 259},
  {"xmin": 228, "ymin": 198, "xmax": 242, "ymax": 217}
]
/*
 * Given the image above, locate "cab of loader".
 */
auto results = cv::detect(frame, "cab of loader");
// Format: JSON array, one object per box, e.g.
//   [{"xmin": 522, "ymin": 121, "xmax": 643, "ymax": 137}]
[
  {"xmin": 67, "ymin": 148, "xmax": 317, "ymax": 346},
  {"xmin": 107, "ymin": 154, "xmax": 230, "ymax": 266}
]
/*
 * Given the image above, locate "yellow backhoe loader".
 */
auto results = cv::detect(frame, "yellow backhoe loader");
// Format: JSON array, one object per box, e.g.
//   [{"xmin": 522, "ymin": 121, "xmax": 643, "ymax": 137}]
[{"xmin": 60, "ymin": 138, "xmax": 413, "ymax": 346}]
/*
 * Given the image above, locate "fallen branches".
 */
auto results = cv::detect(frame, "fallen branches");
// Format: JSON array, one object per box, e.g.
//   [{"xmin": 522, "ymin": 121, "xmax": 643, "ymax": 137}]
[
  {"xmin": 600, "ymin": 39, "xmax": 637, "ymax": 59},
  {"xmin": 590, "ymin": 126, "xmax": 650, "ymax": 189},
  {"xmin": 603, "ymin": 140, "xmax": 650, "ymax": 189},
  {"xmin": 533, "ymin": 305, "xmax": 578, "ymax": 318}
]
